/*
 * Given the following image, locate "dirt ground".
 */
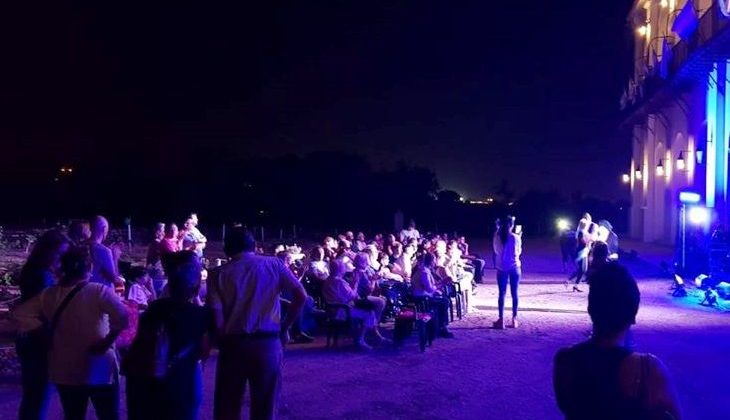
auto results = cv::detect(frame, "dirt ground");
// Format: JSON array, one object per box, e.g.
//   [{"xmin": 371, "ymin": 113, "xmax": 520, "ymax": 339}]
[{"xmin": 0, "ymin": 238, "xmax": 727, "ymax": 419}]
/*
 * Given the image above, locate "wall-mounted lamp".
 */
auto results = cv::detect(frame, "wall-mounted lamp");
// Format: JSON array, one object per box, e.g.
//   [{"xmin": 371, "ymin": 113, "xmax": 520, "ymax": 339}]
[
  {"xmin": 656, "ymin": 159, "xmax": 666, "ymax": 177},
  {"xmin": 637, "ymin": 24, "xmax": 648, "ymax": 36},
  {"xmin": 695, "ymin": 146, "xmax": 704, "ymax": 165},
  {"xmin": 622, "ymin": 173, "xmax": 631, "ymax": 184},
  {"xmin": 676, "ymin": 151, "xmax": 686, "ymax": 170},
  {"xmin": 635, "ymin": 166, "xmax": 643, "ymax": 180}
]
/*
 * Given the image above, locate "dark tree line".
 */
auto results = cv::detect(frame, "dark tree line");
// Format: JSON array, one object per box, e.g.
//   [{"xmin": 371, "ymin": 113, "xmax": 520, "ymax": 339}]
[{"xmin": 0, "ymin": 149, "xmax": 626, "ymax": 237}]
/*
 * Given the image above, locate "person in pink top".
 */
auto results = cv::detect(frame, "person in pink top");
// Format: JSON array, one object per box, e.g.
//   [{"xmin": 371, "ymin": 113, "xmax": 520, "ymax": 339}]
[{"xmin": 159, "ymin": 223, "xmax": 181, "ymax": 254}]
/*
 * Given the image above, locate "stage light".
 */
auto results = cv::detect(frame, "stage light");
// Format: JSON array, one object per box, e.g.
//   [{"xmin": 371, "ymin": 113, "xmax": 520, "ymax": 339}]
[
  {"xmin": 672, "ymin": 274, "xmax": 687, "ymax": 297},
  {"xmin": 556, "ymin": 219, "xmax": 570, "ymax": 231},
  {"xmin": 674, "ymin": 274, "xmax": 684, "ymax": 286},
  {"xmin": 695, "ymin": 274, "xmax": 709, "ymax": 288},
  {"xmin": 688, "ymin": 206, "xmax": 710, "ymax": 225},
  {"xmin": 622, "ymin": 173, "xmax": 630, "ymax": 183},
  {"xmin": 679, "ymin": 191, "xmax": 701, "ymax": 204}
]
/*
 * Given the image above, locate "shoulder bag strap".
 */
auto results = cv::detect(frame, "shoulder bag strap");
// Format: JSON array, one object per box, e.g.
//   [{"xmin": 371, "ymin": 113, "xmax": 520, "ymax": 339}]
[{"xmin": 50, "ymin": 282, "xmax": 87, "ymax": 330}]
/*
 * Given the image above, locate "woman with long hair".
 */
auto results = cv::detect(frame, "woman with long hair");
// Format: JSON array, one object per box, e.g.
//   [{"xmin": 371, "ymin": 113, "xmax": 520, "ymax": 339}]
[
  {"xmin": 15, "ymin": 229, "xmax": 70, "ymax": 420},
  {"xmin": 492, "ymin": 216, "xmax": 522, "ymax": 329}
]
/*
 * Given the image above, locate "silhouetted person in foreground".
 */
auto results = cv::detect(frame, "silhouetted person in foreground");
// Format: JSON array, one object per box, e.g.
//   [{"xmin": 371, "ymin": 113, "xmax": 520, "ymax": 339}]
[
  {"xmin": 15, "ymin": 229, "xmax": 70, "ymax": 420},
  {"xmin": 124, "ymin": 260, "xmax": 213, "ymax": 420},
  {"xmin": 553, "ymin": 263, "xmax": 681, "ymax": 420}
]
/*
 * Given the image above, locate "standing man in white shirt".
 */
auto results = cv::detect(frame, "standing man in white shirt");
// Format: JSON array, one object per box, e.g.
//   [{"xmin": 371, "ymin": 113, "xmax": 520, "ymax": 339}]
[
  {"xmin": 184, "ymin": 213, "xmax": 207, "ymax": 258},
  {"xmin": 399, "ymin": 220, "xmax": 420, "ymax": 244},
  {"xmin": 207, "ymin": 227, "xmax": 306, "ymax": 420}
]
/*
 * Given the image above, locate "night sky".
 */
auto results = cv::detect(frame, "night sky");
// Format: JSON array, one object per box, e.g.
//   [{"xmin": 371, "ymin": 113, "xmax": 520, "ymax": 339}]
[{"xmin": 5, "ymin": 0, "xmax": 635, "ymax": 199}]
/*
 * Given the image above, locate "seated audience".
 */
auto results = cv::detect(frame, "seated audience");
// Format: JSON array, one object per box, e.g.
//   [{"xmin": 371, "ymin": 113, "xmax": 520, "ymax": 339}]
[
  {"xmin": 126, "ymin": 266, "xmax": 157, "ymax": 310},
  {"xmin": 445, "ymin": 241, "xmax": 474, "ymax": 312},
  {"xmin": 322, "ymin": 261, "xmax": 387, "ymax": 349},
  {"xmin": 335, "ymin": 247, "xmax": 356, "ymax": 273},
  {"xmin": 393, "ymin": 242, "xmax": 416, "ymax": 280},
  {"xmin": 553, "ymin": 263, "xmax": 681, "ymax": 419},
  {"xmin": 323, "ymin": 236, "xmax": 338, "ymax": 261},
  {"xmin": 354, "ymin": 232, "xmax": 367, "ymax": 253},
  {"xmin": 373, "ymin": 234, "xmax": 384, "ymax": 250},
  {"xmin": 390, "ymin": 242, "xmax": 404, "ymax": 262},
  {"xmin": 384, "ymin": 234, "xmax": 398, "ymax": 256},
  {"xmin": 352, "ymin": 253, "xmax": 387, "ymax": 323},
  {"xmin": 308, "ymin": 246, "xmax": 330, "ymax": 281},
  {"xmin": 457, "ymin": 236, "xmax": 485, "ymax": 284},
  {"xmin": 338, "ymin": 239, "xmax": 356, "ymax": 261},
  {"xmin": 377, "ymin": 253, "xmax": 404, "ymax": 282},
  {"xmin": 365, "ymin": 244, "xmax": 381, "ymax": 272},
  {"xmin": 411, "ymin": 253, "xmax": 453, "ymax": 338}
]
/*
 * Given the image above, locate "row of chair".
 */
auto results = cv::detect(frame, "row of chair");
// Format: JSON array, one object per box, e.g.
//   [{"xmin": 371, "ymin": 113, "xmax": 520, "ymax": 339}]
[{"xmin": 302, "ymin": 274, "xmax": 464, "ymax": 352}]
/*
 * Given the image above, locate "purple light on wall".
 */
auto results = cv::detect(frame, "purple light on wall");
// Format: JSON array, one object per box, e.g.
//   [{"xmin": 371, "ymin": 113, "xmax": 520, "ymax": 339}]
[{"xmin": 672, "ymin": 1, "xmax": 699, "ymax": 40}]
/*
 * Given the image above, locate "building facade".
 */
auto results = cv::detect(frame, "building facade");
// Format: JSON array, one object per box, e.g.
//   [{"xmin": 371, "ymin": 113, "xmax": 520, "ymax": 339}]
[{"xmin": 622, "ymin": 0, "xmax": 730, "ymax": 244}]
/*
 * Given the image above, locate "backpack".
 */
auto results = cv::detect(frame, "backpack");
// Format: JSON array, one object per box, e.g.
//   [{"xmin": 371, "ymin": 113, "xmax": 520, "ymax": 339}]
[{"xmin": 122, "ymin": 312, "xmax": 193, "ymax": 379}]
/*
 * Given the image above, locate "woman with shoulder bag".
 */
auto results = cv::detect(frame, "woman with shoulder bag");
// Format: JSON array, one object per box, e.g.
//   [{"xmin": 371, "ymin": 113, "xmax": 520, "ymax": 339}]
[{"xmin": 14, "ymin": 246, "xmax": 129, "ymax": 420}]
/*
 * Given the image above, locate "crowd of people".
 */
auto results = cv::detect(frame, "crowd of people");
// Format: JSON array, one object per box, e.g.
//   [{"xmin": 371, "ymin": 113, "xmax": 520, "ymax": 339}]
[{"xmin": 8, "ymin": 212, "xmax": 683, "ymax": 420}]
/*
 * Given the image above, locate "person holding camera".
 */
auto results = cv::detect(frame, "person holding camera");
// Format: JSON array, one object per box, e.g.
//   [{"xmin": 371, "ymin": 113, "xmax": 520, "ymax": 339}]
[{"xmin": 492, "ymin": 215, "xmax": 522, "ymax": 329}]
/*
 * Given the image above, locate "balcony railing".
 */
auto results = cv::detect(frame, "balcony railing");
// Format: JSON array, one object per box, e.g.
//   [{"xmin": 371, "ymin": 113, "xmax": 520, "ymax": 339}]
[
  {"xmin": 621, "ymin": 1, "xmax": 730, "ymax": 113},
  {"xmin": 668, "ymin": 1, "xmax": 729, "ymax": 77}
]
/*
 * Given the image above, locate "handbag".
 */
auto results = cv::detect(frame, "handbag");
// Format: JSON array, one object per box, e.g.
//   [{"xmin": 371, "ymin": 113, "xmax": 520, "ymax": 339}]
[{"xmin": 38, "ymin": 282, "xmax": 87, "ymax": 351}]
